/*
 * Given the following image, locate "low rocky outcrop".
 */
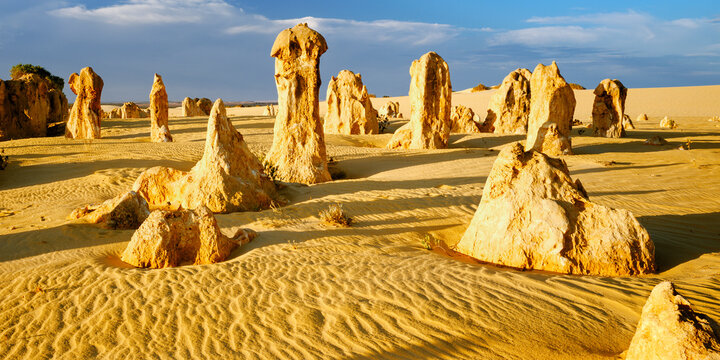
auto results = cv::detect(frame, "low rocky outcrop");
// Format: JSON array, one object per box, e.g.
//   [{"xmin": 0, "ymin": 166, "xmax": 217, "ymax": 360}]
[
  {"xmin": 623, "ymin": 114, "xmax": 636, "ymax": 130},
  {"xmin": 133, "ymin": 99, "xmax": 276, "ymax": 213},
  {"xmin": 387, "ymin": 51, "xmax": 451, "ymax": 149},
  {"xmin": 0, "ymin": 75, "xmax": 50, "ymax": 140},
  {"xmin": 525, "ymin": 62, "xmax": 575, "ymax": 156},
  {"xmin": 592, "ymin": 79, "xmax": 627, "ymax": 138},
  {"xmin": 118, "ymin": 102, "xmax": 148, "ymax": 119},
  {"xmin": 324, "ymin": 70, "xmax": 378, "ymax": 135},
  {"xmin": 108, "ymin": 108, "xmax": 122, "ymax": 119},
  {"xmin": 262, "ymin": 105, "xmax": 276, "ymax": 116},
  {"xmin": 182, "ymin": 97, "xmax": 204, "ymax": 117},
  {"xmin": 644, "ymin": 136, "xmax": 668, "ymax": 145},
  {"xmin": 455, "ymin": 142, "xmax": 656, "ymax": 276},
  {"xmin": 120, "ymin": 205, "xmax": 256, "ymax": 268},
  {"xmin": 625, "ymin": 282, "xmax": 720, "ymax": 360},
  {"xmin": 68, "ymin": 191, "xmax": 150, "ymax": 229},
  {"xmin": 264, "ymin": 23, "xmax": 331, "ymax": 184},
  {"xmin": 196, "ymin": 98, "xmax": 213, "ymax": 115},
  {"xmin": 450, "ymin": 105, "xmax": 480, "ymax": 133},
  {"xmin": 637, "ymin": 113, "xmax": 648, "ymax": 122},
  {"xmin": 378, "ymin": 101, "xmax": 400, "ymax": 119},
  {"xmin": 149, "ymin": 74, "xmax": 172, "ymax": 142},
  {"xmin": 484, "ymin": 68, "xmax": 532, "ymax": 134},
  {"xmin": 660, "ymin": 116, "xmax": 678, "ymax": 129},
  {"xmin": 65, "ymin": 67, "xmax": 103, "ymax": 139}
]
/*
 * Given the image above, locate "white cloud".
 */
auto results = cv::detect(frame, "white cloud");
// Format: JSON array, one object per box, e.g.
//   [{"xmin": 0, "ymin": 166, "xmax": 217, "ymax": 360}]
[
  {"xmin": 490, "ymin": 26, "xmax": 599, "ymax": 47},
  {"xmin": 51, "ymin": 0, "xmax": 236, "ymax": 25}
]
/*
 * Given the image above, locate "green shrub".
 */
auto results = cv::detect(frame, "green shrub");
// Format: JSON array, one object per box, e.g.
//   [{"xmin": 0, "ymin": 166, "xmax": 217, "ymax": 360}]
[{"xmin": 10, "ymin": 64, "xmax": 64, "ymax": 91}]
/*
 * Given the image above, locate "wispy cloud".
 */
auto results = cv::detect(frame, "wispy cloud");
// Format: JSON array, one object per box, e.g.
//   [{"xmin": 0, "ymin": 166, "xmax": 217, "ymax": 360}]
[{"xmin": 51, "ymin": 0, "xmax": 236, "ymax": 25}]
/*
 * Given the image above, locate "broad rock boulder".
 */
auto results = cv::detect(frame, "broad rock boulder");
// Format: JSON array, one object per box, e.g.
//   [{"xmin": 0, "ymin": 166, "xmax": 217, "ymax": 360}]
[
  {"xmin": 119, "ymin": 102, "xmax": 147, "ymax": 119},
  {"xmin": 68, "ymin": 191, "xmax": 150, "ymax": 229},
  {"xmin": 387, "ymin": 51, "xmax": 451, "ymax": 149},
  {"xmin": 525, "ymin": 62, "xmax": 575, "ymax": 156},
  {"xmin": 450, "ymin": 105, "xmax": 480, "ymax": 133},
  {"xmin": 120, "ymin": 205, "xmax": 256, "ymax": 268},
  {"xmin": 625, "ymin": 281, "xmax": 720, "ymax": 360},
  {"xmin": 324, "ymin": 70, "xmax": 379, "ymax": 135},
  {"xmin": 196, "ymin": 98, "xmax": 213, "ymax": 115},
  {"xmin": 455, "ymin": 142, "xmax": 656, "ymax": 276},
  {"xmin": 182, "ymin": 97, "xmax": 204, "ymax": 117},
  {"xmin": 133, "ymin": 99, "xmax": 276, "ymax": 213},
  {"xmin": 65, "ymin": 67, "xmax": 103, "ymax": 139},
  {"xmin": 378, "ymin": 101, "xmax": 400, "ymax": 119},
  {"xmin": 592, "ymin": 79, "xmax": 627, "ymax": 138},
  {"xmin": 484, "ymin": 68, "xmax": 532, "ymax": 134},
  {"xmin": 109, "ymin": 107, "xmax": 122, "ymax": 119},
  {"xmin": 660, "ymin": 116, "xmax": 678, "ymax": 129},
  {"xmin": 149, "ymin": 74, "xmax": 172, "ymax": 142},
  {"xmin": 264, "ymin": 23, "xmax": 331, "ymax": 184},
  {"xmin": 0, "ymin": 74, "xmax": 68, "ymax": 140}
]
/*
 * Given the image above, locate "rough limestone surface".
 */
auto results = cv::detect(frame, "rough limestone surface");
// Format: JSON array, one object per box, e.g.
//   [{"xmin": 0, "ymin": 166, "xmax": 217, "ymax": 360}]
[
  {"xmin": 637, "ymin": 113, "xmax": 649, "ymax": 122},
  {"xmin": 68, "ymin": 191, "xmax": 150, "ymax": 229},
  {"xmin": 625, "ymin": 282, "xmax": 720, "ymax": 360},
  {"xmin": 120, "ymin": 206, "xmax": 256, "ymax": 268},
  {"xmin": 47, "ymin": 88, "xmax": 69, "ymax": 124},
  {"xmin": 265, "ymin": 23, "xmax": 331, "ymax": 184},
  {"xmin": 181, "ymin": 97, "xmax": 204, "ymax": 117},
  {"xmin": 484, "ymin": 68, "xmax": 532, "ymax": 135},
  {"xmin": 262, "ymin": 105, "xmax": 276, "ymax": 116},
  {"xmin": 65, "ymin": 67, "xmax": 103, "ymax": 139},
  {"xmin": 149, "ymin": 74, "xmax": 172, "ymax": 142},
  {"xmin": 133, "ymin": 99, "xmax": 276, "ymax": 213},
  {"xmin": 109, "ymin": 108, "xmax": 122, "ymax": 119},
  {"xmin": 387, "ymin": 51, "xmax": 452, "ymax": 149},
  {"xmin": 450, "ymin": 105, "xmax": 480, "ymax": 133},
  {"xmin": 592, "ymin": 79, "xmax": 628, "ymax": 138},
  {"xmin": 378, "ymin": 101, "xmax": 400, "ymax": 119},
  {"xmin": 119, "ymin": 102, "xmax": 147, "ymax": 119},
  {"xmin": 196, "ymin": 98, "xmax": 213, "ymax": 115},
  {"xmin": 456, "ymin": 142, "xmax": 656, "ymax": 276},
  {"xmin": 645, "ymin": 136, "xmax": 668, "ymax": 146},
  {"xmin": 324, "ymin": 70, "xmax": 379, "ymax": 135},
  {"xmin": 525, "ymin": 62, "xmax": 576, "ymax": 156},
  {"xmin": 0, "ymin": 74, "xmax": 51, "ymax": 140},
  {"xmin": 660, "ymin": 116, "xmax": 678, "ymax": 129},
  {"xmin": 623, "ymin": 114, "xmax": 636, "ymax": 130}
]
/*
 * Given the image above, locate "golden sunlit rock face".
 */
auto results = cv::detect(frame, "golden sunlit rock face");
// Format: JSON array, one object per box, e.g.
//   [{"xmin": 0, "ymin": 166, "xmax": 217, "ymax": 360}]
[
  {"xmin": 132, "ymin": 99, "xmax": 276, "ymax": 213},
  {"xmin": 265, "ymin": 23, "xmax": 331, "ymax": 184},
  {"xmin": 181, "ymin": 97, "xmax": 204, "ymax": 117},
  {"xmin": 378, "ymin": 101, "xmax": 400, "ymax": 119},
  {"xmin": 525, "ymin": 61, "xmax": 575, "ymax": 156},
  {"xmin": 0, "ymin": 74, "xmax": 51, "ymax": 140},
  {"xmin": 484, "ymin": 68, "xmax": 532, "ymax": 135},
  {"xmin": 625, "ymin": 282, "xmax": 720, "ymax": 360},
  {"xmin": 456, "ymin": 142, "xmax": 656, "ymax": 276},
  {"xmin": 449, "ymin": 104, "xmax": 480, "ymax": 133},
  {"xmin": 324, "ymin": 70, "xmax": 378, "ymax": 135},
  {"xmin": 149, "ymin": 74, "xmax": 172, "ymax": 142},
  {"xmin": 65, "ymin": 67, "xmax": 104, "ymax": 139},
  {"xmin": 592, "ymin": 78, "xmax": 627, "ymax": 138},
  {"xmin": 387, "ymin": 51, "xmax": 451, "ymax": 149}
]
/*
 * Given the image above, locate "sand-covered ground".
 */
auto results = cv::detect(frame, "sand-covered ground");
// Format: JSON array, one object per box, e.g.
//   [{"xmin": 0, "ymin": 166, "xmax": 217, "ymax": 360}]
[{"xmin": 1, "ymin": 87, "xmax": 720, "ymax": 359}]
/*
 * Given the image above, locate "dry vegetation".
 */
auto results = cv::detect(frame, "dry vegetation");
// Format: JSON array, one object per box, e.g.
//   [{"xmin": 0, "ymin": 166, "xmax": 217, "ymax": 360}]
[{"xmin": 319, "ymin": 203, "xmax": 352, "ymax": 227}]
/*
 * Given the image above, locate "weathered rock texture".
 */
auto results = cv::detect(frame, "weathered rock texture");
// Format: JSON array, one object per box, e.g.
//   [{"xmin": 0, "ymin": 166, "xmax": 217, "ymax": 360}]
[
  {"xmin": 120, "ymin": 206, "xmax": 256, "ymax": 268},
  {"xmin": 182, "ymin": 97, "xmax": 204, "ymax": 117},
  {"xmin": 196, "ymin": 98, "xmax": 213, "ymax": 115},
  {"xmin": 262, "ymin": 105, "xmax": 276, "ymax": 116},
  {"xmin": 660, "ymin": 116, "xmax": 678, "ymax": 129},
  {"xmin": 109, "ymin": 108, "xmax": 122, "ymax": 119},
  {"xmin": 484, "ymin": 68, "xmax": 532, "ymax": 135},
  {"xmin": 456, "ymin": 142, "xmax": 656, "ymax": 276},
  {"xmin": 592, "ymin": 79, "xmax": 627, "ymax": 138},
  {"xmin": 118, "ymin": 102, "xmax": 147, "ymax": 119},
  {"xmin": 645, "ymin": 136, "xmax": 668, "ymax": 146},
  {"xmin": 68, "ymin": 191, "xmax": 150, "ymax": 229},
  {"xmin": 265, "ymin": 23, "xmax": 331, "ymax": 184},
  {"xmin": 378, "ymin": 101, "xmax": 400, "ymax": 119},
  {"xmin": 387, "ymin": 51, "xmax": 451, "ymax": 150},
  {"xmin": 65, "ymin": 67, "xmax": 103, "ymax": 139},
  {"xmin": 0, "ymin": 74, "xmax": 69, "ymax": 140},
  {"xmin": 133, "ymin": 99, "xmax": 276, "ymax": 213},
  {"xmin": 525, "ymin": 62, "xmax": 576, "ymax": 156},
  {"xmin": 450, "ymin": 105, "xmax": 480, "ymax": 133},
  {"xmin": 623, "ymin": 114, "xmax": 636, "ymax": 130},
  {"xmin": 149, "ymin": 74, "xmax": 172, "ymax": 142},
  {"xmin": 625, "ymin": 282, "xmax": 720, "ymax": 360},
  {"xmin": 324, "ymin": 70, "xmax": 379, "ymax": 135}
]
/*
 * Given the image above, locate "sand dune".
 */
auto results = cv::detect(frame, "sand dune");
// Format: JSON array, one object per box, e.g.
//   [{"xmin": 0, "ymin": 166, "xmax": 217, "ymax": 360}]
[{"xmin": 1, "ymin": 86, "xmax": 720, "ymax": 359}]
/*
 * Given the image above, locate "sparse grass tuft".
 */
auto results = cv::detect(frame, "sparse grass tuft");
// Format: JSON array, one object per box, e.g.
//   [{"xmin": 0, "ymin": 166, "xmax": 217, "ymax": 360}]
[
  {"xmin": 420, "ymin": 234, "xmax": 437, "ymax": 250},
  {"xmin": 319, "ymin": 203, "xmax": 352, "ymax": 227}
]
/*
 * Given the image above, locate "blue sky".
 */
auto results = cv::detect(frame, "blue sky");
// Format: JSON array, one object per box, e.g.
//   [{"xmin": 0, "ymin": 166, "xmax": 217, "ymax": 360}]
[{"xmin": 1, "ymin": 0, "xmax": 719, "ymax": 102}]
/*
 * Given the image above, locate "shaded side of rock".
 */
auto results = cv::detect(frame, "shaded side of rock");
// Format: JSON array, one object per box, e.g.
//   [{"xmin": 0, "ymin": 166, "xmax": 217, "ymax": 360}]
[
  {"xmin": 525, "ymin": 62, "xmax": 575, "ymax": 156},
  {"xmin": 324, "ymin": 70, "xmax": 379, "ymax": 135},
  {"xmin": 592, "ymin": 79, "xmax": 627, "ymax": 138},
  {"xmin": 0, "ymin": 74, "xmax": 52, "ymax": 140},
  {"xmin": 450, "ymin": 105, "xmax": 480, "ymax": 133},
  {"xmin": 182, "ymin": 97, "xmax": 204, "ymax": 117},
  {"xmin": 196, "ymin": 98, "xmax": 212, "ymax": 115},
  {"xmin": 623, "ymin": 114, "xmax": 636, "ymax": 130},
  {"xmin": 68, "ymin": 191, "xmax": 150, "ymax": 229},
  {"xmin": 484, "ymin": 68, "xmax": 532, "ymax": 135}
]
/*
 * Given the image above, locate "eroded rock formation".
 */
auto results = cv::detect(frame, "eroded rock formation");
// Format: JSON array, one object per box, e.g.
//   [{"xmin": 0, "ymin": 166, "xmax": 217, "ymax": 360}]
[
  {"xmin": 324, "ymin": 70, "xmax": 379, "ymax": 135},
  {"xmin": 484, "ymin": 68, "xmax": 532, "ymax": 135},
  {"xmin": 262, "ymin": 105, "xmax": 276, "ymax": 116},
  {"xmin": 660, "ymin": 116, "xmax": 678, "ymax": 129},
  {"xmin": 133, "ymin": 99, "xmax": 276, "ymax": 213},
  {"xmin": 149, "ymin": 74, "xmax": 172, "ymax": 142},
  {"xmin": 455, "ymin": 142, "xmax": 656, "ymax": 276},
  {"xmin": 450, "ymin": 105, "xmax": 480, "ymax": 133},
  {"xmin": 592, "ymin": 79, "xmax": 627, "ymax": 138},
  {"xmin": 623, "ymin": 114, "xmax": 636, "ymax": 130},
  {"xmin": 120, "ymin": 205, "xmax": 256, "ymax": 268},
  {"xmin": 68, "ymin": 191, "xmax": 150, "ymax": 229},
  {"xmin": 182, "ymin": 97, "xmax": 204, "ymax": 117},
  {"xmin": 196, "ymin": 98, "xmax": 212, "ymax": 115},
  {"xmin": 264, "ymin": 23, "xmax": 331, "ymax": 184},
  {"xmin": 387, "ymin": 51, "xmax": 451, "ymax": 149},
  {"xmin": 0, "ymin": 74, "xmax": 58, "ymax": 140},
  {"xmin": 378, "ymin": 101, "xmax": 400, "ymax": 119},
  {"xmin": 625, "ymin": 282, "xmax": 720, "ymax": 360},
  {"xmin": 118, "ymin": 102, "xmax": 147, "ymax": 119},
  {"xmin": 525, "ymin": 62, "xmax": 575, "ymax": 156},
  {"xmin": 637, "ymin": 113, "xmax": 648, "ymax": 122},
  {"xmin": 65, "ymin": 67, "xmax": 103, "ymax": 139}
]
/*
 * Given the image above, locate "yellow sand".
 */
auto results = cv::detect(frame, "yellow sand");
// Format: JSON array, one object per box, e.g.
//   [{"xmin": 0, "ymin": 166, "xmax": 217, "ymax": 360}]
[{"xmin": 1, "ymin": 86, "xmax": 720, "ymax": 359}]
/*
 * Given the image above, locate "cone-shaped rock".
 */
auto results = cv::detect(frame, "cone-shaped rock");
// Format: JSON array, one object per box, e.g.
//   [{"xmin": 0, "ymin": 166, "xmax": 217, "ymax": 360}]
[
  {"xmin": 525, "ymin": 62, "xmax": 575, "ymax": 155},
  {"xmin": 625, "ymin": 282, "xmax": 720, "ymax": 359},
  {"xmin": 324, "ymin": 70, "xmax": 379, "ymax": 135},
  {"xmin": 182, "ymin": 97, "xmax": 204, "ymax": 117},
  {"xmin": 65, "ymin": 67, "xmax": 103, "ymax": 139},
  {"xmin": 637, "ymin": 113, "xmax": 648, "ymax": 122},
  {"xmin": 121, "ymin": 206, "xmax": 256, "ymax": 268},
  {"xmin": 68, "ymin": 191, "xmax": 150, "ymax": 229},
  {"xmin": 149, "ymin": 74, "xmax": 172, "ymax": 142},
  {"xmin": 449, "ymin": 105, "xmax": 480, "ymax": 133},
  {"xmin": 456, "ymin": 142, "xmax": 655, "ymax": 276},
  {"xmin": 133, "ymin": 99, "xmax": 276, "ymax": 213},
  {"xmin": 592, "ymin": 79, "xmax": 627, "ymax": 138},
  {"xmin": 387, "ymin": 51, "xmax": 451, "ymax": 149},
  {"xmin": 484, "ymin": 68, "xmax": 532, "ymax": 134},
  {"xmin": 623, "ymin": 114, "xmax": 636, "ymax": 130},
  {"xmin": 265, "ymin": 23, "xmax": 331, "ymax": 184}
]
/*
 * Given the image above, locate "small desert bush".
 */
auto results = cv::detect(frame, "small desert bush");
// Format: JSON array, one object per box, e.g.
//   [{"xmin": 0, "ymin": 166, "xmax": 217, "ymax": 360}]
[
  {"xmin": 10, "ymin": 63, "xmax": 64, "ymax": 91},
  {"xmin": 420, "ymin": 234, "xmax": 438, "ymax": 250},
  {"xmin": 319, "ymin": 203, "xmax": 352, "ymax": 227},
  {"xmin": 471, "ymin": 83, "xmax": 488, "ymax": 92}
]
